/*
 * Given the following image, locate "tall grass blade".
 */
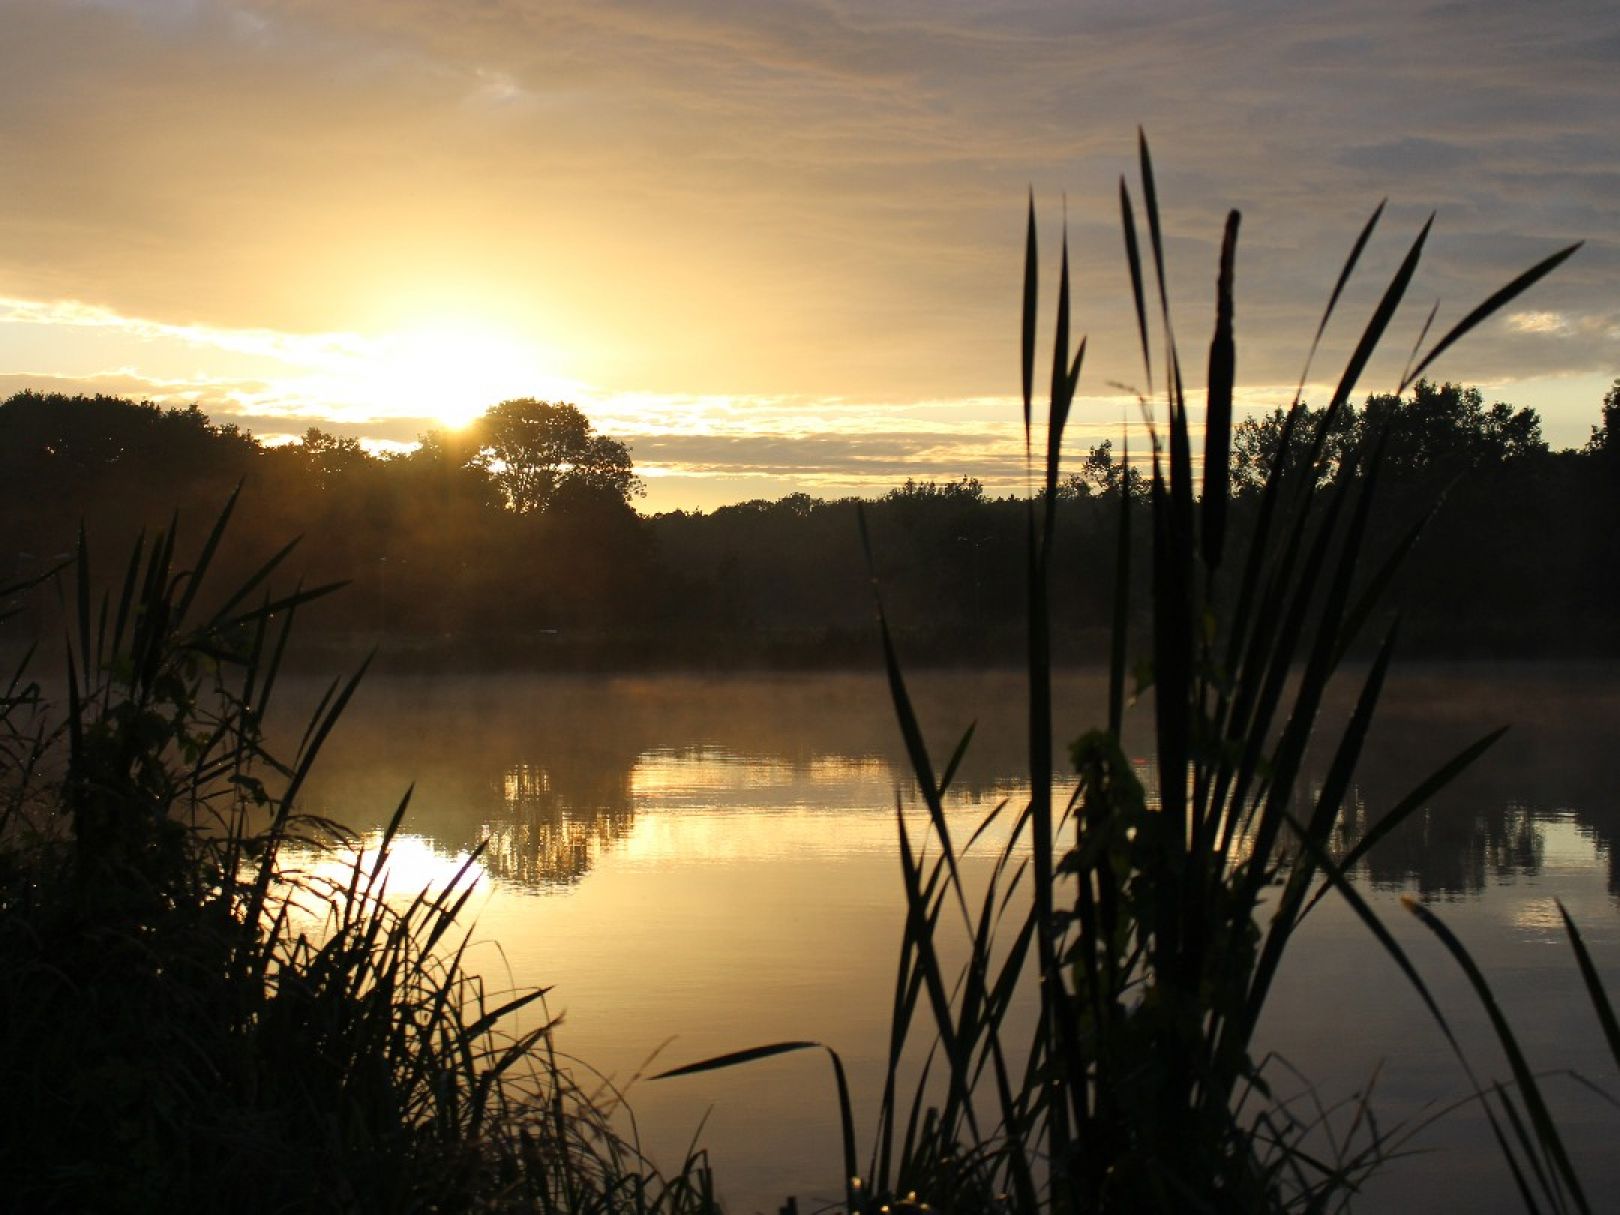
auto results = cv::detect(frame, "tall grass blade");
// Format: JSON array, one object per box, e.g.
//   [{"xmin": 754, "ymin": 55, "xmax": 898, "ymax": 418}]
[
  {"xmin": 1046, "ymin": 229, "xmax": 1072, "ymax": 501},
  {"xmin": 826, "ymin": 1047, "xmax": 862, "ymax": 1211},
  {"xmin": 938, "ymin": 724, "xmax": 976, "ymax": 799},
  {"xmin": 221, "ymin": 580, "xmax": 347, "ymax": 632},
  {"xmin": 1022, "ymin": 192, "xmax": 1039, "ymax": 452},
  {"xmin": 1219, "ymin": 400, "xmax": 1300, "ymax": 683},
  {"xmin": 1332, "ymin": 512, "xmax": 1429, "ymax": 667},
  {"xmin": 892, "ymin": 803, "xmax": 981, "ymax": 1144},
  {"xmin": 652, "ymin": 1044, "xmax": 860, "ymax": 1210},
  {"xmin": 1024, "ymin": 220, "xmax": 1072, "ymax": 1193},
  {"xmin": 872, "ymin": 906, "xmax": 932, "ymax": 1195},
  {"xmin": 1202, "ymin": 209, "xmax": 1239, "ymax": 572},
  {"xmin": 252, "ymin": 585, "xmax": 307, "ymax": 735},
  {"xmin": 1304, "ymin": 726, "xmax": 1509, "ymax": 916},
  {"xmin": 73, "ymin": 523, "xmax": 91, "ymax": 683},
  {"xmin": 109, "ymin": 530, "xmax": 145, "ymax": 660},
  {"xmin": 1234, "ymin": 464, "xmax": 1358, "ymax": 882},
  {"xmin": 1107, "ymin": 436, "xmax": 1131, "ymax": 738},
  {"xmin": 1241, "ymin": 625, "xmax": 1396, "ymax": 1036},
  {"xmin": 284, "ymin": 654, "xmax": 372, "ymax": 811},
  {"xmin": 1400, "ymin": 242, "xmax": 1583, "ymax": 392},
  {"xmin": 1493, "ymin": 1081, "xmax": 1556, "ymax": 1215},
  {"xmin": 1320, "ymin": 215, "xmax": 1432, "ymax": 447},
  {"xmin": 1138, "ymin": 128, "xmax": 1174, "ymax": 354},
  {"xmin": 1293, "ymin": 201, "xmax": 1386, "ymax": 407},
  {"xmin": 1281, "ymin": 816, "xmax": 1464, "ymax": 1065},
  {"xmin": 207, "ymin": 534, "xmax": 303, "ymax": 623},
  {"xmin": 174, "ymin": 480, "xmax": 241, "ymax": 626},
  {"xmin": 1119, "ymin": 179, "xmax": 1152, "ymax": 394},
  {"xmin": 1556, "ymin": 902, "xmax": 1620, "ymax": 1070},
  {"xmin": 1399, "ymin": 298, "xmax": 1442, "ymax": 392},
  {"xmin": 1405, "ymin": 897, "xmax": 1590, "ymax": 1214}
]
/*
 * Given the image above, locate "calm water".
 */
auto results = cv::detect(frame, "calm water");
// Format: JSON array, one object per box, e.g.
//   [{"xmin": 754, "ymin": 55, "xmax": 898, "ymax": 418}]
[{"xmin": 292, "ymin": 666, "xmax": 1620, "ymax": 1213}]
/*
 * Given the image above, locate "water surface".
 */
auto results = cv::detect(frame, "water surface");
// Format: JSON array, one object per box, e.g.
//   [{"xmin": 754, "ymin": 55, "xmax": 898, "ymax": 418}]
[{"xmin": 293, "ymin": 665, "xmax": 1620, "ymax": 1213}]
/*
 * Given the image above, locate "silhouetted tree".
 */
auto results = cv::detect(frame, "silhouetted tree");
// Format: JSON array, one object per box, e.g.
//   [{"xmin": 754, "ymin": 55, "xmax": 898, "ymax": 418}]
[
  {"xmin": 469, "ymin": 399, "xmax": 641, "ymax": 515},
  {"xmin": 1230, "ymin": 403, "xmax": 1358, "ymax": 493},
  {"xmin": 1586, "ymin": 378, "xmax": 1620, "ymax": 455},
  {"xmin": 1068, "ymin": 439, "xmax": 1147, "ymax": 498},
  {"xmin": 1360, "ymin": 380, "xmax": 1544, "ymax": 478},
  {"xmin": 1228, "ymin": 381, "xmax": 1544, "ymax": 492},
  {"xmin": 291, "ymin": 427, "xmax": 371, "ymax": 489},
  {"xmin": 5, "ymin": 381, "xmax": 1620, "ymax": 664}
]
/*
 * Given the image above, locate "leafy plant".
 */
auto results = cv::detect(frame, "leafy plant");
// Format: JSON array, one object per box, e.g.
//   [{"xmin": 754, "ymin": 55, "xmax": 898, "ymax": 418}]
[
  {"xmin": 0, "ymin": 489, "xmax": 716, "ymax": 1214},
  {"xmin": 654, "ymin": 132, "xmax": 1578, "ymax": 1213},
  {"xmin": 1399, "ymin": 887, "xmax": 1620, "ymax": 1215}
]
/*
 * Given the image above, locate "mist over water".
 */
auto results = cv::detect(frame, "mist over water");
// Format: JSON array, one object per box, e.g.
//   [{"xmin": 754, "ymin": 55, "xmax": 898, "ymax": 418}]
[{"xmin": 288, "ymin": 666, "xmax": 1620, "ymax": 1213}]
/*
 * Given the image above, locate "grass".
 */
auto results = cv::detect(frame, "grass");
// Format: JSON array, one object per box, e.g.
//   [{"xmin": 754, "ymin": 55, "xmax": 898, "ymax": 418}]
[
  {"xmin": 0, "ymin": 491, "xmax": 718, "ymax": 1214},
  {"xmin": 0, "ymin": 132, "xmax": 1603, "ymax": 1215},
  {"xmin": 1395, "ymin": 883, "xmax": 1620, "ymax": 1215},
  {"xmin": 654, "ymin": 132, "xmax": 1584, "ymax": 1213}
]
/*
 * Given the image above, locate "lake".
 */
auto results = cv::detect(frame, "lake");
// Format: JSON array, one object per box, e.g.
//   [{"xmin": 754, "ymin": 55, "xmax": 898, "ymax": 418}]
[{"xmin": 294, "ymin": 664, "xmax": 1620, "ymax": 1213}]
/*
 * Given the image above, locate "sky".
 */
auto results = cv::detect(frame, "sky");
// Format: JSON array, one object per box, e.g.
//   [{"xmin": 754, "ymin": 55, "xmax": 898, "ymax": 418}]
[{"xmin": 1, "ymin": 0, "xmax": 1615, "ymax": 512}]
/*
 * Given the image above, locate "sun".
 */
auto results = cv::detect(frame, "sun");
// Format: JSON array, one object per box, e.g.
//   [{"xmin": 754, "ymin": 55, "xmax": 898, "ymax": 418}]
[{"xmin": 349, "ymin": 318, "xmax": 585, "ymax": 431}]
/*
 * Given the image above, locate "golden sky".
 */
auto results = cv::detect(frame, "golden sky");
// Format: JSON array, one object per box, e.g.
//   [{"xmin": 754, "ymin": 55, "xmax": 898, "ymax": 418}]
[{"xmin": 1, "ymin": 0, "xmax": 1615, "ymax": 510}]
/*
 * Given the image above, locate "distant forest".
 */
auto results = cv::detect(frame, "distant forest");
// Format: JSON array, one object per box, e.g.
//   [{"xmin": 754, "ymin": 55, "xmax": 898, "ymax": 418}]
[{"xmin": 3, "ymin": 381, "xmax": 1617, "ymax": 668}]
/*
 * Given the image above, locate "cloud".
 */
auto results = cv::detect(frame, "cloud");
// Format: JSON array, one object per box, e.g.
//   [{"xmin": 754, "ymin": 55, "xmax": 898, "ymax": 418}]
[
  {"xmin": 1507, "ymin": 311, "xmax": 1570, "ymax": 336},
  {"xmin": 0, "ymin": 0, "xmax": 1614, "ymax": 507},
  {"xmin": 0, "ymin": 296, "xmax": 365, "ymax": 365}
]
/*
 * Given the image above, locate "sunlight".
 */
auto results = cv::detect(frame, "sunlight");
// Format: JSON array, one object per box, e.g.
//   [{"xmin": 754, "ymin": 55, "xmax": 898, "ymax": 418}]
[
  {"xmin": 300, "ymin": 317, "xmax": 588, "ymax": 431},
  {"xmin": 367, "ymin": 321, "xmax": 584, "ymax": 430},
  {"xmin": 294, "ymin": 831, "xmax": 492, "ymax": 903}
]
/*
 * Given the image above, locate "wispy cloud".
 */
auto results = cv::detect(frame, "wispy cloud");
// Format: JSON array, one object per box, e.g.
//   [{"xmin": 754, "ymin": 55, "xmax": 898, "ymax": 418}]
[
  {"xmin": 1507, "ymin": 311, "xmax": 1570, "ymax": 336},
  {"xmin": 0, "ymin": 296, "xmax": 366, "ymax": 364},
  {"xmin": 1, "ymin": 0, "xmax": 1615, "ymax": 507}
]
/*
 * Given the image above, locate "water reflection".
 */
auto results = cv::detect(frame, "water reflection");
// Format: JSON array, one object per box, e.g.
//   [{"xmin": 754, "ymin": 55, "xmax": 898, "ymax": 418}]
[
  {"xmin": 469, "ymin": 749, "xmax": 904, "ymax": 886},
  {"xmin": 1333, "ymin": 664, "xmax": 1620, "ymax": 896},
  {"xmin": 479, "ymin": 761, "xmax": 635, "ymax": 887},
  {"xmin": 1337, "ymin": 798, "xmax": 1551, "ymax": 896},
  {"xmin": 290, "ymin": 666, "xmax": 1620, "ymax": 898},
  {"xmin": 279, "ymin": 667, "xmax": 1620, "ymax": 1214}
]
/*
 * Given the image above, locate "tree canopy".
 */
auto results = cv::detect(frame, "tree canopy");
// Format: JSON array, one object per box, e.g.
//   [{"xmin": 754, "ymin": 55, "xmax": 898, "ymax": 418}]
[
  {"xmin": 1228, "ymin": 380, "xmax": 1547, "ymax": 492},
  {"xmin": 1587, "ymin": 378, "xmax": 1620, "ymax": 456},
  {"xmin": 463, "ymin": 399, "xmax": 642, "ymax": 515},
  {"xmin": 3, "ymin": 378, "xmax": 1618, "ymax": 663}
]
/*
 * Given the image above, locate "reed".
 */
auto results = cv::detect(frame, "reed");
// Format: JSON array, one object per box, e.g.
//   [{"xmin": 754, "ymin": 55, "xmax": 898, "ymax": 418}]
[
  {"xmin": 1396, "ymin": 875, "xmax": 1620, "ymax": 1215},
  {"xmin": 656, "ymin": 133, "xmax": 1578, "ymax": 1213},
  {"xmin": 0, "ymin": 490, "xmax": 716, "ymax": 1214}
]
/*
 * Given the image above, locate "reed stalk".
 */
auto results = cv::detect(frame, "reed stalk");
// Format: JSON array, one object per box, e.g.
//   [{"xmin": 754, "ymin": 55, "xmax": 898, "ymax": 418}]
[
  {"xmin": 0, "ymin": 490, "xmax": 717, "ymax": 1214},
  {"xmin": 657, "ymin": 133, "xmax": 1579, "ymax": 1213}
]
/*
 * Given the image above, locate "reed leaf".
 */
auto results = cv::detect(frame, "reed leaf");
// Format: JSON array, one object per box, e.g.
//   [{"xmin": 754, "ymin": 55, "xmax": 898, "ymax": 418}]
[
  {"xmin": 1400, "ymin": 242, "xmax": 1583, "ymax": 392},
  {"xmin": 1022, "ymin": 192, "xmax": 1038, "ymax": 451},
  {"xmin": 1556, "ymin": 901, "xmax": 1620, "ymax": 1070},
  {"xmin": 1405, "ymin": 897, "xmax": 1591, "ymax": 1214},
  {"xmin": 1321, "ymin": 215, "xmax": 1432, "ymax": 435},
  {"xmin": 1306, "ymin": 726, "xmax": 1509, "ymax": 915},
  {"xmin": 1294, "ymin": 201, "xmax": 1386, "ymax": 408},
  {"xmin": 1202, "ymin": 209, "xmax": 1239, "ymax": 571},
  {"xmin": 1119, "ymin": 178, "xmax": 1152, "ymax": 395}
]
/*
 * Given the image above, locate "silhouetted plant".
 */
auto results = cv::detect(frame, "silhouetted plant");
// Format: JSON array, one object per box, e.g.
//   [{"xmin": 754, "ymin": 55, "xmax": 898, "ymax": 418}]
[
  {"xmin": 0, "ymin": 490, "xmax": 716, "ymax": 1214},
  {"xmin": 653, "ymin": 133, "xmax": 1579, "ymax": 1213}
]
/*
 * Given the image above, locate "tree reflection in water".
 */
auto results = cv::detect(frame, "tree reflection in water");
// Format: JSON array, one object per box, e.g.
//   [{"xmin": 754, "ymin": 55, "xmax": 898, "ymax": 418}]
[
  {"xmin": 293, "ymin": 667, "xmax": 1620, "ymax": 898},
  {"xmin": 478, "ymin": 761, "xmax": 637, "ymax": 888}
]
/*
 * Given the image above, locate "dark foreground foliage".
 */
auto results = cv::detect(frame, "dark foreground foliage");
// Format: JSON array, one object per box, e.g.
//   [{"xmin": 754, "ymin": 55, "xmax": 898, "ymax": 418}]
[
  {"xmin": 654, "ymin": 137, "xmax": 1613, "ymax": 1214},
  {"xmin": 0, "ymin": 499, "xmax": 716, "ymax": 1214}
]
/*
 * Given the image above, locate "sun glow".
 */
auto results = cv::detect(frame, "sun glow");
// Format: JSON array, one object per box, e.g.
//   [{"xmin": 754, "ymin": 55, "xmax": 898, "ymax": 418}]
[
  {"xmin": 358, "ymin": 321, "xmax": 586, "ymax": 430},
  {"xmin": 283, "ymin": 317, "xmax": 588, "ymax": 432}
]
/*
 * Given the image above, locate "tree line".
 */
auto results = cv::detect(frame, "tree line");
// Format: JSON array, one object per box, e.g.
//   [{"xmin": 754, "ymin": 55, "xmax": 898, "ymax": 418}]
[{"xmin": 2, "ymin": 381, "xmax": 1616, "ymax": 667}]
